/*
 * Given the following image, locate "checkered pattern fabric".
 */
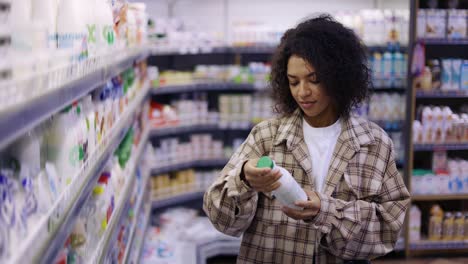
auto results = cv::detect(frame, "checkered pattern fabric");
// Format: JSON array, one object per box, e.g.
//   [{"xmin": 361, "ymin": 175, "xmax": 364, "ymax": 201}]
[{"xmin": 203, "ymin": 109, "xmax": 410, "ymax": 264}]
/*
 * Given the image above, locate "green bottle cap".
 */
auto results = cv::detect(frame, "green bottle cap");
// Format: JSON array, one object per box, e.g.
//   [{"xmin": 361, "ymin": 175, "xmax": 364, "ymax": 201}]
[{"xmin": 257, "ymin": 156, "xmax": 274, "ymax": 169}]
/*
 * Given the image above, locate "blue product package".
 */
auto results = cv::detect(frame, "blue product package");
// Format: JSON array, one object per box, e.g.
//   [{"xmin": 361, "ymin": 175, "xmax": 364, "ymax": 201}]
[
  {"xmin": 441, "ymin": 59, "xmax": 452, "ymax": 91},
  {"xmin": 460, "ymin": 60, "xmax": 468, "ymax": 90},
  {"xmin": 451, "ymin": 59, "xmax": 462, "ymax": 90}
]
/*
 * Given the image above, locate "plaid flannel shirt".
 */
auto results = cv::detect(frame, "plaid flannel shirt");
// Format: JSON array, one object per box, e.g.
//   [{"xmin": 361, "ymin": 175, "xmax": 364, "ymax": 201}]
[{"xmin": 203, "ymin": 109, "xmax": 410, "ymax": 264}]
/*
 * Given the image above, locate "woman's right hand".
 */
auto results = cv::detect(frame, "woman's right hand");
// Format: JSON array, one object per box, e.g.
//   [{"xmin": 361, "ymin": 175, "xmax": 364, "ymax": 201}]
[{"xmin": 241, "ymin": 159, "xmax": 282, "ymax": 193}]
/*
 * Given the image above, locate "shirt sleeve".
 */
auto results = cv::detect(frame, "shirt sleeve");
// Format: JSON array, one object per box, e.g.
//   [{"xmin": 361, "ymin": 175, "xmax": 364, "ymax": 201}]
[
  {"xmin": 308, "ymin": 142, "xmax": 410, "ymax": 260},
  {"xmin": 203, "ymin": 123, "xmax": 271, "ymax": 237}
]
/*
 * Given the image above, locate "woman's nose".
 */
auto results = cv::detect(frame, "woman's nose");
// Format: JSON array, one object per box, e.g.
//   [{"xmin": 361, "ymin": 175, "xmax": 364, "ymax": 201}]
[{"xmin": 298, "ymin": 82, "xmax": 312, "ymax": 97}]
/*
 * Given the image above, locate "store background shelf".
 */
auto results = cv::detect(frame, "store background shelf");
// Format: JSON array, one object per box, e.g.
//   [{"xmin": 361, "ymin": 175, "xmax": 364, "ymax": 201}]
[
  {"xmin": 413, "ymin": 143, "xmax": 468, "ymax": 152},
  {"xmin": 151, "ymin": 159, "xmax": 229, "ymax": 175},
  {"xmin": 37, "ymin": 83, "xmax": 151, "ymax": 264},
  {"xmin": 411, "ymin": 194, "xmax": 468, "ymax": 202},
  {"xmin": 372, "ymin": 120, "xmax": 405, "ymax": 132},
  {"xmin": 418, "ymin": 38, "xmax": 468, "ymax": 45},
  {"xmin": 151, "ymin": 191, "xmax": 205, "ymax": 209},
  {"xmin": 371, "ymin": 87, "xmax": 407, "ymax": 93},
  {"xmin": 409, "ymin": 240, "xmax": 468, "ymax": 251},
  {"xmin": 0, "ymin": 50, "xmax": 149, "ymax": 150},
  {"xmin": 150, "ymin": 124, "xmax": 253, "ymax": 138},
  {"xmin": 416, "ymin": 90, "xmax": 468, "ymax": 98},
  {"xmin": 152, "ymin": 82, "xmax": 256, "ymax": 95}
]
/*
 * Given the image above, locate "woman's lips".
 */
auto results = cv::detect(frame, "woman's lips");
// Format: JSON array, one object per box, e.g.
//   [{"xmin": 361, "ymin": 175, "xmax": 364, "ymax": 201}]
[{"xmin": 299, "ymin": 101, "xmax": 317, "ymax": 109}]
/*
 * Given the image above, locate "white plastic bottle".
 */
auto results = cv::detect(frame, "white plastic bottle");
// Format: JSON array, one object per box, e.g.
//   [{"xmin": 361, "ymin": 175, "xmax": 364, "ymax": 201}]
[
  {"xmin": 56, "ymin": 0, "xmax": 88, "ymax": 61},
  {"xmin": 95, "ymin": 0, "xmax": 116, "ymax": 54},
  {"xmin": 409, "ymin": 205, "xmax": 421, "ymax": 242},
  {"xmin": 256, "ymin": 156, "xmax": 307, "ymax": 210},
  {"xmin": 31, "ymin": 0, "xmax": 58, "ymax": 50}
]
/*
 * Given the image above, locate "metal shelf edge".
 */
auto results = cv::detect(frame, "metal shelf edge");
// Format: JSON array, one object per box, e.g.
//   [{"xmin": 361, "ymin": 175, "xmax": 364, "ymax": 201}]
[{"xmin": 151, "ymin": 191, "xmax": 205, "ymax": 209}]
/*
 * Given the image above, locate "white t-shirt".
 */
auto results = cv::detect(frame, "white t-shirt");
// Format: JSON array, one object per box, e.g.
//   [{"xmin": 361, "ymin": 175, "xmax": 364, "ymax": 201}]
[{"xmin": 302, "ymin": 118, "xmax": 342, "ymax": 193}]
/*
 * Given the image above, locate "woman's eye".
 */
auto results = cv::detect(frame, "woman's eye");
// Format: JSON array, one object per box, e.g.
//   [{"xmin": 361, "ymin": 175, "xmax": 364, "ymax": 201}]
[
  {"xmin": 309, "ymin": 79, "xmax": 320, "ymax": 84},
  {"xmin": 289, "ymin": 82, "xmax": 299, "ymax": 87}
]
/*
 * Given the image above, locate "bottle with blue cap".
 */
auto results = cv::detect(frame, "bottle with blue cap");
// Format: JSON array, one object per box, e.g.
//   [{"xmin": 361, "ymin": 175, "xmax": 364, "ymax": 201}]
[{"xmin": 257, "ymin": 156, "xmax": 307, "ymax": 210}]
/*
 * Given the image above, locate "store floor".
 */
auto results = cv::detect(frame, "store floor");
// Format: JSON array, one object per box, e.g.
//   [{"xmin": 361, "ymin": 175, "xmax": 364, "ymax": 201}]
[{"xmin": 207, "ymin": 257, "xmax": 468, "ymax": 264}]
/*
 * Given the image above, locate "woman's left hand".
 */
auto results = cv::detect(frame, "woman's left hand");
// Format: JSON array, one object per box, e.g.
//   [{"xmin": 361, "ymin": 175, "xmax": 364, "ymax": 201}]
[{"xmin": 281, "ymin": 189, "xmax": 321, "ymax": 220}]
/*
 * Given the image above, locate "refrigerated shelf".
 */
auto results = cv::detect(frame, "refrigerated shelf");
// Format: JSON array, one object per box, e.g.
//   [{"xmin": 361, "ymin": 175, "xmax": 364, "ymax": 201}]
[
  {"xmin": 18, "ymin": 82, "xmax": 152, "ymax": 264},
  {"xmin": 89, "ymin": 127, "xmax": 150, "ymax": 263},
  {"xmin": 0, "ymin": 48, "xmax": 149, "ymax": 150}
]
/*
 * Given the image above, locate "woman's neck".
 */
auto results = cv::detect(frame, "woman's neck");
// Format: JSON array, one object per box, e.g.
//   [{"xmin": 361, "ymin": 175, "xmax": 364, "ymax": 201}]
[{"xmin": 303, "ymin": 107, "xmax": 339, "ymax": 128}]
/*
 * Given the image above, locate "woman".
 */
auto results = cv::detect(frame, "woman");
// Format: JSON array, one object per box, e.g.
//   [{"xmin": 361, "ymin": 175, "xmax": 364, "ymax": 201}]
[{"xmin": 203, "ymin": 15, "xmax": 410, "ymax": 264}]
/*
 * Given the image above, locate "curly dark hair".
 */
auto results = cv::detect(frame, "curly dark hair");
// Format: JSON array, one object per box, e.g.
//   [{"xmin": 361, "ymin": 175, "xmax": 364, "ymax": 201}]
[{"xmin": 270, "ymin": 14, "xmax": 370, "ymax": 119}]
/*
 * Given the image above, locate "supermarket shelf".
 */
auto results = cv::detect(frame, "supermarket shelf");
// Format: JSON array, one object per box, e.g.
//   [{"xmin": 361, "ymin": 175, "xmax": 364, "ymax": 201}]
[
  {"xmin": 34, "ymin": 83, "xmax": 151, "ymax": 264},
  {"xmin": 151, "ymin": 159, "xmax": 228, "ymax": 175},
  {"xmin": 371, "ymin": 87, "xmax": 407, "ymax": 93},
  {"xmin": 0, "ymin": 49, "xmax": 149, "ymax": 150},
  {"xmin": 418, "ymin": 38, "xmax": 468, "ymax": 45},
  {"xmin": 151, "ymin": 191, "xmax": 205, "ymax": 209},
  {"xmin": 413, "ymin": 143, "xmax": 468, "ymax": 151},
  {"xmin": 228, "ymin": 45, "xmax": 276, "ymax": 54},
  {"xmin": 371, "ymin": 120, "xmax": 404, "ymax": 132},
  {"xmin": 411, "ymin": 193, "xmax": 468, "ymax": 201},
  {"xmin": 90, "ymin": 128, "xmax": 150, "ymax": 263},
  {"xmin": 152, "ymin": 45, "xmax": 407, "ymax": 56},
  {"xmin": 416, "ymin": 90, "xmax": 468, "ymax": 98},
  {"xmin": 130, "ymin": 203, "xmax": 152, "ymax": 264},
  {"xmin": 122, "ymin": 167, "xmax": 151, "ymax": 263},
  {"xmin": 150, "ymin": 124, "xmax": 253, "ymax": 138},
  {"xmin": 367, "ymin": 45, "xmax": 408, "ymax": 53},
  {"xmin": 409, "ymin": 240, "xmax": 468, "ymax": 251},
  {"xmin": 152, "ymin": 82, "xmax": 256, "ymax": 95}
]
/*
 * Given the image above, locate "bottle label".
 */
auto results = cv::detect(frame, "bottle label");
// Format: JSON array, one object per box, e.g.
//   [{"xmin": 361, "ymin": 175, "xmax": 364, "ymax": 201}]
[{"xmin": 57, "ymin": 33, "xmax": 88, "ymax": 61}]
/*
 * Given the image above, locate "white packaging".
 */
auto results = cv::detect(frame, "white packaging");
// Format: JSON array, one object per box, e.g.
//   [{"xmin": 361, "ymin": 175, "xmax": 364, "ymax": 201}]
[
  {"xmin": 447, "ymin": 9, "xmax": 467, "ymax": 39},
  {"xmin": 426, "ymin": 9, "xmax": 447, "ymax": 38},
  {"xmin": 417, "ymin": 9, "xmax": 426, "ymax": 39},
  {"xmin": 95, "ymin": 0, "xmax": 116, "ymax": 54},
  {"xmin": 409, "ymin": 205, "xmax": 421, "ymax": 241},
  {"xmin": 441, "ymin": 59, "xmax": 452, "ymax": 91},
  {"xmin": 56, "ymin": 0, "xmax": 88, "ymax": 61},
  {"xmin": 31, "ymin": 0, "xmax": 57, "ymax": 50}
]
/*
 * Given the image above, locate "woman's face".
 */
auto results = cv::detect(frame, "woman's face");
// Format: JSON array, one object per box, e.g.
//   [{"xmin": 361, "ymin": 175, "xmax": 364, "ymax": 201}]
[{"xmin": 287, "ymin": 55, "xmax": 337, "ymax": 126}]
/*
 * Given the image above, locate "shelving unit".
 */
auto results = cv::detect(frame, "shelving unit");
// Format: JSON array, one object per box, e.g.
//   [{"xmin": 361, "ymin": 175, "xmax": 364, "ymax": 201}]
[
  {"xmin": 413, "ymin": 143, "xmax": 468, "ymax": 151},
  {"xmin": 150, "ymin": 124, "xmax": 253, "ymax": 138},
  {"xmin": 412, "ymin": 194, "xmax": 468, "ymax": 201},
  {"xmin": 151, "ymin": 159, "xmax": 229, "ymax": 175},
  {"xmin": 418, "ymin": 38, "xmax": 468, "ymax": 45},
  {"xmin": 127, "ymin": 201, "xmax": 152, "ymax": 264},
  {"xmin": 404, "ymin": 0, "xmax": 468, "ymax": 258},
  {"xmin": 152, "ymin": 191, "xmax": 205, "ymax": 209},
  {"xmin": 6, "ymin": 81, "xmax": 151, "ymax": 264},
  {"xmin": 95, "ymin": 128, "xmax": 150, "ymax": 263},
  {"xmin": 153, "ymin": 82, "xmax": 257, "ymax": 95},
  {"xmin": 416, "ymin": 90, "xmax": 468, "ymax": 98},
  {"xmin": 0, "ymin": 49, "xmax": 149, "ymax": 150}
]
